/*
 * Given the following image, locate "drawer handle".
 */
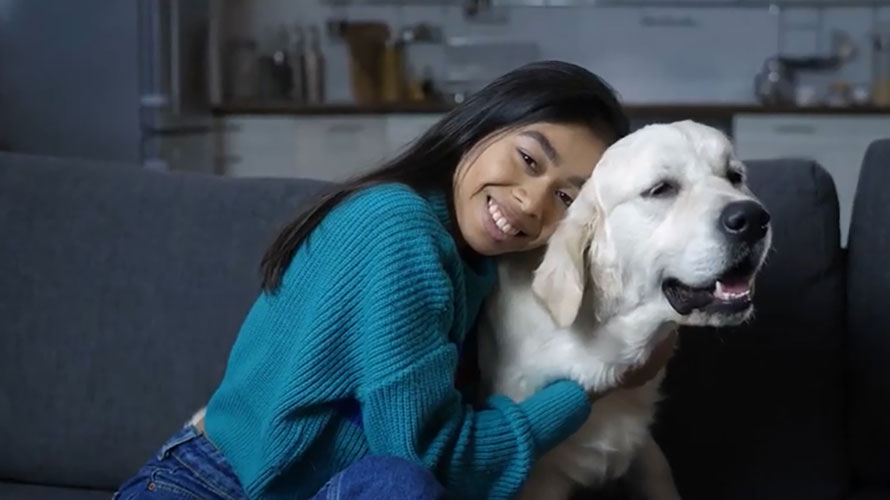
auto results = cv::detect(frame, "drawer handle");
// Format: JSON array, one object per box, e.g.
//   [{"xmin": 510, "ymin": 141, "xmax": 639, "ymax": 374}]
[
  {"xmin": 773, "ymin": 124, "xmax": 817, "ymax": 135},
  {"xmin": 327, "ymin": 124, "xmax": 363, "ymax": 133}
]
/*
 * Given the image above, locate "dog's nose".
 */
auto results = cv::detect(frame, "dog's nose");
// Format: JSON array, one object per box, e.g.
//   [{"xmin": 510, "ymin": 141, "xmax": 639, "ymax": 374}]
[{"xmin": 719, "ymin": 200, "xmax": 770, "ymax": 244}]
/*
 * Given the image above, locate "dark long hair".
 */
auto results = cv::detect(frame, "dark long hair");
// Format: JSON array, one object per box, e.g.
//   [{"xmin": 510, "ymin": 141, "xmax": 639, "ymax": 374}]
[{"xmin": 260, "ymin": 60, "xmax": 630, "ymax": 291}]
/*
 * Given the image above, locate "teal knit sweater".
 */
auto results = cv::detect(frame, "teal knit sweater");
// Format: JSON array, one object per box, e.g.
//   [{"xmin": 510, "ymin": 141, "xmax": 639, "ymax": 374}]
[{"xmin": 205, "ymin": 183, "xmax": 591, "ymax": 500}]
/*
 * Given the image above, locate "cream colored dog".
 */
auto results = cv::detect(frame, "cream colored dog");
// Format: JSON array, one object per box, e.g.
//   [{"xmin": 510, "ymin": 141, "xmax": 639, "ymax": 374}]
[{"xmin": 478, "ymin": 120, "xmax": 772, "ymax": 500}]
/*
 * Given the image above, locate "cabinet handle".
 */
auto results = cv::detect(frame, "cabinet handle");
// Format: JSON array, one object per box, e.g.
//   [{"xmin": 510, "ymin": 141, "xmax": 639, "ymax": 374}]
[
  {"xmin": 327, "ymin": 123, "xmax": 363, "ymax": 133},
  {"xmin": 773, "ymin": 124, "xmax": 817, "ymax": 135}
]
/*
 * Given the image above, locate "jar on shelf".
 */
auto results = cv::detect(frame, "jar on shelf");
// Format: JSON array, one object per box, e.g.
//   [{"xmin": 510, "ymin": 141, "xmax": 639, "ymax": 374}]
[{"xmin": 872, "ymin": 28, "xmax": 890, "ymax": 107}]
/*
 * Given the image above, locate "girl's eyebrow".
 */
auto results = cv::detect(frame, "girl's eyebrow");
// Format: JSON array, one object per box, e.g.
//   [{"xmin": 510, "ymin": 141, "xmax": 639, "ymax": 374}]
[{"xmin": 519, "ymin": 130, "xmax": 560, "ymax": 166}]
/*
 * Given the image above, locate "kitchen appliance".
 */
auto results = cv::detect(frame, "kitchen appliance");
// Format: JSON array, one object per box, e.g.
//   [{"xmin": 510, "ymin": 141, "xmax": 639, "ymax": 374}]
[
  {"xmin": 872, "ymin": 28, "xmax": 890, "ymax": 107},
  {"xmin": 754, "ymin": 56, "xmax": 796, "ymax": 105},
  {"xmin": 754, "ymin": 30, "xmax": 859, "ymax": 107},
  {"xmin": 302, "ymin": 25, "xmax": 326, "ymax": 105},
  {"xmin": 0, "ymin": 0, "xmax": 222, "ymax": 173}
]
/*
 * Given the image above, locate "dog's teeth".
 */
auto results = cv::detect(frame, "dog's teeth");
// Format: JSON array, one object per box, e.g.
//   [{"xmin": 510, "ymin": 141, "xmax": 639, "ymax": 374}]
[{"xmin": 715, "ymin": 280, "xmax": 752, "ymax": 301}]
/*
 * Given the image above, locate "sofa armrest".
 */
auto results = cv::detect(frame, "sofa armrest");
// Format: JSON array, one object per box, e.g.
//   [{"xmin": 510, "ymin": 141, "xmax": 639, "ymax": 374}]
[{"xmin": 846, "ymin": 138, "xmax": 890, "ymax": 493}]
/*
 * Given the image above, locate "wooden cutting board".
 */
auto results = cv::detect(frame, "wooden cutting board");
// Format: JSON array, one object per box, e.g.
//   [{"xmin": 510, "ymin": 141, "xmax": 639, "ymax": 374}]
[{"xmin": 344, "ymin": 22, "xmax": 390, "ymax": 104}]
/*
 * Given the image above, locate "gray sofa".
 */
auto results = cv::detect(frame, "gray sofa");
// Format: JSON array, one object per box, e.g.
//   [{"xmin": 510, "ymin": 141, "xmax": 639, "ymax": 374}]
[{"xmin": 0, "ymin": 140, "xmax": 888, "ymax": 500}]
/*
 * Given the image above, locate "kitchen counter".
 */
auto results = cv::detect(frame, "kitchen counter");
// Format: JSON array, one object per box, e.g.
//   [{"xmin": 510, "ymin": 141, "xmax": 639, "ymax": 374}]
[
  {"xmin": 214, "ymin": 100, "xmax": 890, "ymax": 117},
  {"xmin": 213, "ymin": 100, "xmax": 453, "ymax": 115}
]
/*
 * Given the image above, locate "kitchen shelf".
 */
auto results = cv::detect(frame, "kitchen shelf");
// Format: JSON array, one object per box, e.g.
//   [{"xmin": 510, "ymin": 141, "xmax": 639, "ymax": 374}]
[
  {"xmin": 322, "ymin": 0, "xmax": 890, "ymax": 7},
  {"xmin": 322, "ymin": 0, "xmax": 462, "ymax": 4},
  {"xmin": 494, "ymin": 0, "xmax": 890, "ymax": 6},
  {"xmin": 214, "ymin": 100, "xmax": 890, "ymax": 117}
]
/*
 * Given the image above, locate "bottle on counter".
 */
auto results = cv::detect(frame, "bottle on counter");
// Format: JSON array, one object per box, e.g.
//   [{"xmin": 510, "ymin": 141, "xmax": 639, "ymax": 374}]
[
  {"xmin": 288, "ymin": 24, "xmax": 305, "ymax": 103},
  {"xmin": 227, "ymin": 38, "xmax": 258, "ymax": 100},
  {"xmin": 872, "ymin": 29, "xmax": 890, "ymax": 107},
  {"xmin": 380, "ymin": 39, "xmax": 405, "ymax": 102},
  {"xmin": 258, "ymin": 25, "xmax": 294, "ymax": 100},
  {"xmin": 302, "ymin": 25, "xmax": 325, "ymax": 104}
]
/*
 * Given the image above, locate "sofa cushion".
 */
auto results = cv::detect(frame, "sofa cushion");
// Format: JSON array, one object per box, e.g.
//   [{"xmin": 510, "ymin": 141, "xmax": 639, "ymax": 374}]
[
  {"xmin": 0, "ymin": 153, "xmax": 330, "ymax": 490},
  {"xmin": 653, "ymin": 159, "xmax": 849, "ymax": 500},
  {"xmin": 0, "ymin": 481, "xmax": 113, "ymax": 500},
  {"xmin": 846, "ymin": 139, "xmax": 890, "ymax": 494}
]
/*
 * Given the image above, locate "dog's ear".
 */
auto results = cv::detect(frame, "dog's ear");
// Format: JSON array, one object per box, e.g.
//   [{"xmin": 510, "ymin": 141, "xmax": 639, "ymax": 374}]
[{"xmin": 532, "ymin": 198, "xmax": 598, "ymax": 328}]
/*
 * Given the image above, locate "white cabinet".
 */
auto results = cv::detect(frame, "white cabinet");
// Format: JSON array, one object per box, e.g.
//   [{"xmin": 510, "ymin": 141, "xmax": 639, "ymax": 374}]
[
  {"xmin": 293, "ymin": 116, "xmax": 389, "ymax": 182},
  {"xmin": 733, "ymin": 114, "xmax": 890, "ymax": 245},
  {"xmin": 219, "ymin": 117, "xmax": 298, "ymax": 178},
  {"xmin": 221, "ymin": 113, "xmax": 447, "ymax": 182},
  {"xmin": 385, "ymin": 114, "xmax": 445, "ymax": 157}
]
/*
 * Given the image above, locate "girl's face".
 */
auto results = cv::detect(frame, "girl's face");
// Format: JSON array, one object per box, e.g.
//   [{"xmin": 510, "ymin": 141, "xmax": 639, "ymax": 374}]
[{"xmin": 453, "ymin": 122, "xmax": 608, "ymax": 256}]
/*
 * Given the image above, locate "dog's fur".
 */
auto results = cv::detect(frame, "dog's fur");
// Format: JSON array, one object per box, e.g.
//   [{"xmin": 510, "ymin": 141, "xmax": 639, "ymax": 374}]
[{"xmin": 478, "ymin": 120, "xmax": 772, "ymax": 500}]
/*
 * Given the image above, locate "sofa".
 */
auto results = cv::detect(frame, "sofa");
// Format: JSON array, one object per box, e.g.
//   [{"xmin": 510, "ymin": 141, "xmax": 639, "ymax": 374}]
[{"xmin": 0, "ymin": 140, "xmax": 887, "ymax": 500}]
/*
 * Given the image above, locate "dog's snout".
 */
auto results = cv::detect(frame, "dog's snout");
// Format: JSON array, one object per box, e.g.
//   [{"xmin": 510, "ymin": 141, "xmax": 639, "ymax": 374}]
[{"xmin": 719, "ymin": 200, "xmax": 770, "ymax": 243}]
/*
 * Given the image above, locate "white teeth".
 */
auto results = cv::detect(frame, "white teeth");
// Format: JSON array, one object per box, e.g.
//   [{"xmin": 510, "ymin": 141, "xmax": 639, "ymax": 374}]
[
  {"xmin": 714, "ymin": 281, "xmax": 752, "ymax": 301},
  {"xmin": 487, "ymin": 198, "xmax": 520, "ymax": 236}
]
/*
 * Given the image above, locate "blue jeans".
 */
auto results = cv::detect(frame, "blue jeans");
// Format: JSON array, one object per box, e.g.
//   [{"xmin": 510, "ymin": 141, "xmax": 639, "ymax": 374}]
[
  {"xmin": 113, "ymin": 425, "xmax": 247, "ymax": 500},
  {"xmin": 114, "ymin": 425, "xmax": 446, "ymax": 499},
  {"xmin": 312, "ymin": 455, "xmax": 447, "ymax": 500}
]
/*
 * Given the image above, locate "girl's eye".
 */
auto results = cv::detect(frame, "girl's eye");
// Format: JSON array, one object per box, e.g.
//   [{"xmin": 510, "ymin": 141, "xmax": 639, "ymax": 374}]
[
  {"xmin": 557, "ymin": 191, "xmax": 574, "ymax": 207},
  {"xmin": 519, "ymin": 150, "xmax": 538, "ymax": 172}
]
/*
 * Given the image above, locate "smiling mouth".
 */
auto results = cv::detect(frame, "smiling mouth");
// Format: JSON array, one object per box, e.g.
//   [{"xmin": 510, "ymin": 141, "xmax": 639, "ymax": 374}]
[
  {"xmin": 486, "ymin": 196, "xmax": 526, "ymax": 240},
  {"xmin": 661, "ymin": 255, "xmax": 758, "ymax": 316}
]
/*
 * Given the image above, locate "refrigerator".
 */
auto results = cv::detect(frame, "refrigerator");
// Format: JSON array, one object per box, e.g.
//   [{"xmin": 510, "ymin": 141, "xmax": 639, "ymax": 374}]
[{"xmin": 0, "ymin": 0, "xmax": 223, "ymax": 173}]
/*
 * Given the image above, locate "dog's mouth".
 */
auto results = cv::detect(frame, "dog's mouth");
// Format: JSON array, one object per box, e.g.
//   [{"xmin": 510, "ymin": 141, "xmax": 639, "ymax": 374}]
[{"xmin": 661, "ymin": 255, "xmax": 759, "ymax": 316}]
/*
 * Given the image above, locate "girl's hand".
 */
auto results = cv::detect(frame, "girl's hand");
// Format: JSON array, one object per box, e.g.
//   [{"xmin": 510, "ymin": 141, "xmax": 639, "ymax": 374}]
[{"xmin": 588, "ymin": 329, "xmax": 679, "ymax": 402}]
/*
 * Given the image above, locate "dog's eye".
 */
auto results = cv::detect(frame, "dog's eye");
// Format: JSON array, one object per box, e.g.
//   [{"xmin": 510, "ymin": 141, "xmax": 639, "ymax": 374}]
[
  {"xmin": 644, "ymin": 181, "xmax": 678, "ymax": 198},
  {"xmin": 727, "ymin": 169, "xmax": 744, "ymax": 185}
]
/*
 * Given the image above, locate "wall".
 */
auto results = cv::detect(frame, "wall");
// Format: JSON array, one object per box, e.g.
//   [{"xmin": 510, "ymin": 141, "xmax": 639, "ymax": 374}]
[{"xmin": 223, "ymin": 0, "xmax": 890, "ymax": 104}]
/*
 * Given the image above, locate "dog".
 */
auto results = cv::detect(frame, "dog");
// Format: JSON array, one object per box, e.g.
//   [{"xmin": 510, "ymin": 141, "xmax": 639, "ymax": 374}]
[{"xmin": 477, "ymin": 120, "xmax": 772, "ymax": 500}]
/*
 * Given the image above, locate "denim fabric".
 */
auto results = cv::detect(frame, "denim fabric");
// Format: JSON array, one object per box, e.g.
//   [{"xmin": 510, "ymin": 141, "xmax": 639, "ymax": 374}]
[
  {"xmin": 114, "ymin": 429, "xmax": 445, "ymax": 500},
  {"xmin": 113, "ymin": 426, "xmax": 247, "ymax": 500},
  {"xmin": 310, "ymin": 455, "xmax": 447, "ymax": 500}
]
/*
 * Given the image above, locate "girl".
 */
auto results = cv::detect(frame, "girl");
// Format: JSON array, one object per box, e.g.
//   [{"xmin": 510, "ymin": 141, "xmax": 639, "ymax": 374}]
[{"xmin": 115, "ymin": 60, "xmax": 676, "ymax": 500}]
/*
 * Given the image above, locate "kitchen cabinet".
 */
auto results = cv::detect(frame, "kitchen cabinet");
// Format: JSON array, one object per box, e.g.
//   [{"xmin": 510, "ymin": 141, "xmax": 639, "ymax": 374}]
[
  {"xmin": 221, "ymin": 114, "xmax": 447, "ymax": 182},
  {"xmin": 293, "ymin": 117, "xmax": 389, "ymax": 182},
  {"xmin": 733, "ymin": 114, "xmax": 890, "ymax": 245},
  {"xmin": 385, "ymin": 114, "xmax": 445, "ymax": 156},
  {"xmin": 219, "ymin": 117, "xmax": 299, "ymax": 178}
]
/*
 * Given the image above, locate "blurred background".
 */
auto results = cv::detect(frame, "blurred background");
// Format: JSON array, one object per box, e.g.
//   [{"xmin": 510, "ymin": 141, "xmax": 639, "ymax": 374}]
[
  {"xmin": 1, "ymin": 0, "xmax": 889, "ymax": 242},
  {"xmin": 2, "ymin": 4, "xmax": 889, "ymax": 499}
]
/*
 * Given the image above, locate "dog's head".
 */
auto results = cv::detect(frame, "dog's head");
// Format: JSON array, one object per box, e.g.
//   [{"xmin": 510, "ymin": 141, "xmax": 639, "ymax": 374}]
[{"xmin": 532, "ymin": 120, "xmax": 772, "ymax": 329}]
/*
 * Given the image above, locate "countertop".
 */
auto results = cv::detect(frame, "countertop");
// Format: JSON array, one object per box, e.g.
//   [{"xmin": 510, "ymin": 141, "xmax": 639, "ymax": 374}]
[{"xmin": 214, "ymin": 100, "xmax": 890, "ymax": 117}]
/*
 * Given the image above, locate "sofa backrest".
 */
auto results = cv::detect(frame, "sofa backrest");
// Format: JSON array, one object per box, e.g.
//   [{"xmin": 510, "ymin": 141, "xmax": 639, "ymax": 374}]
[
  {"xmin": 0, "ymin": 153, "xmax": 329, "ymax": 490},
  {"xmin": 846, "ymin": 139, "xmax": 890, "ymax": 494},
  {"xmin": 655, "ymin": 159, "xmax": 849, "ymax": 500}
]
